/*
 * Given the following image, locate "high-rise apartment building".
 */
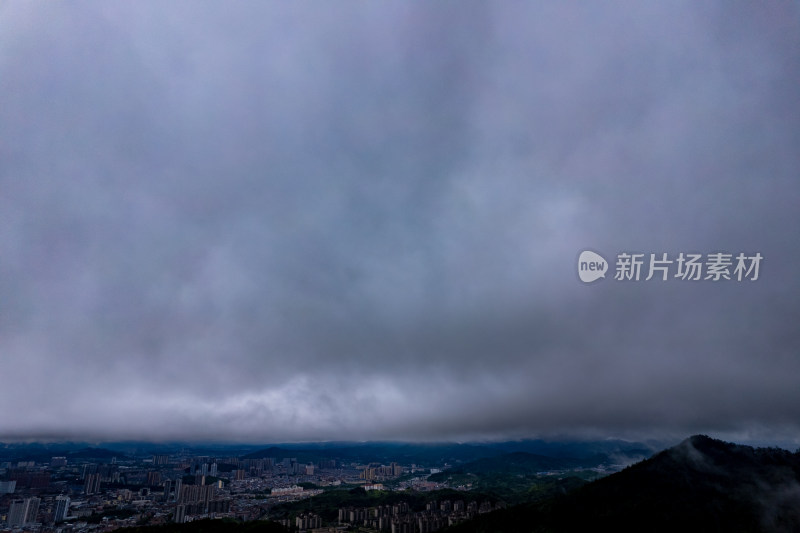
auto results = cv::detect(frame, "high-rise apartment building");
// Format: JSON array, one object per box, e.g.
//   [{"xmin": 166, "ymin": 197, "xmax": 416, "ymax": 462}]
[
  {"xmin": 84, "ymin": 473, "xmax": 102, "ymax": 494},
  {"xmin": 8, "ymin": 497, "xmax": 40, "ymax": 527},
  {"xmin": 54, "ymin": 495, "xmax": 70, "ymax": 523}
]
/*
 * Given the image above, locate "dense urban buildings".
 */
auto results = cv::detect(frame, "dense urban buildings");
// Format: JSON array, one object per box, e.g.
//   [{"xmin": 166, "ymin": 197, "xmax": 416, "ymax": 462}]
[{"xmin": 0, "ymin": 447, "xmax": 481, "ymax": 533}]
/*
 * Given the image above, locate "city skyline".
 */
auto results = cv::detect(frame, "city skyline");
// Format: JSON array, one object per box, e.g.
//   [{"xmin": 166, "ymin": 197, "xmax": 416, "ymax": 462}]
[{"xmin": 1, "ymin": 2, "xmax": 799, "ymax": 445}]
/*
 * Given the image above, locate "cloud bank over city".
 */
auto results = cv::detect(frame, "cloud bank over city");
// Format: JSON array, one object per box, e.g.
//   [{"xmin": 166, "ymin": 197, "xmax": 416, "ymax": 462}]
[{"xmin": 1, "ymin": 1, "xmax": 798, "ymax": 444}]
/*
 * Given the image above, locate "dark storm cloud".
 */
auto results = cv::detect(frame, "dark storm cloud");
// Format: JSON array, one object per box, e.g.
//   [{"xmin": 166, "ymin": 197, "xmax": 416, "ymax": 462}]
[{"xmin": 0, "ymin": 1, "xmax": 798, "ymax": 443}]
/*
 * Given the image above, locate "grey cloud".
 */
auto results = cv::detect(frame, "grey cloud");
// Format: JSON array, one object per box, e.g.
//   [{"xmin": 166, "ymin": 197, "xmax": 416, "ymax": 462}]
[{"xmin": 0, "ymin": 1, "xmax": 798, "ymax": 443}]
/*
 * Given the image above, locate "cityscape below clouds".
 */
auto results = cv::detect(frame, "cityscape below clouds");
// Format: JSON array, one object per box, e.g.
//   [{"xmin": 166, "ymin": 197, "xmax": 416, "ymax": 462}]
[{"xmin": 0, "ymin": 1, "xmax": 799, "ymax": 447}]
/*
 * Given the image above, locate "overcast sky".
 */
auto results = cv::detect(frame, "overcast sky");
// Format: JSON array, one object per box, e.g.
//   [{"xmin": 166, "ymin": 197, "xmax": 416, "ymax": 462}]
[{"xmin": 0, "ymin": 1, "xmax": 798, "ymax": 445}]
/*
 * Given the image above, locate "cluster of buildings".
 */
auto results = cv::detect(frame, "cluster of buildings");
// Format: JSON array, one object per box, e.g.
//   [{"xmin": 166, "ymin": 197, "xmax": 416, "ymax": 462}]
[
  {"xmin": 338, "ymin": 499, "xmax": 505, "ymax": 533},
  {"xmin": 0, "ymin": 451, "xmax": 428, "ymax": 532},
  {"xmin": 273, "ymin": 513, "xmax": 323, "ymax": 531},
  {"xmin": 359, "ymin": 462, "xmax": 404, "ymax": 481},
  {"xmin": 172, "ymin": 483, "xmax": 232, "ymax": 524}
]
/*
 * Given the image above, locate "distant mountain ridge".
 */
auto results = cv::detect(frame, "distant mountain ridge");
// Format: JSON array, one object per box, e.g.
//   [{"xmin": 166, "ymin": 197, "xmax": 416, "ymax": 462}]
[
  {"xmin": 0, "ymin": 438, "xmax": 657, "ymax": 466},
  {"xmin": 1, "ymin": 446, "xmax": 127, "ymax": 463},
  {"xmin": 241, "ymin": 439, "xmax": 655, "ymax": 467}
]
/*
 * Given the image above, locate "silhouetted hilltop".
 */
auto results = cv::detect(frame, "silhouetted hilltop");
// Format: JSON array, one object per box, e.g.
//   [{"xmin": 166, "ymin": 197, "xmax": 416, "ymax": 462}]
[{"xmin": 446, "ymin": 435, "xmax": 800, "ymax": 533}]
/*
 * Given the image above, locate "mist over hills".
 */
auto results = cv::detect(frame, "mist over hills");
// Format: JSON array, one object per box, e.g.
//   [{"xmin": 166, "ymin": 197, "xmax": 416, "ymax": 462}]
[{"xmin": 446, "ymin": 435, "xmax": 800, "ymax": 533}]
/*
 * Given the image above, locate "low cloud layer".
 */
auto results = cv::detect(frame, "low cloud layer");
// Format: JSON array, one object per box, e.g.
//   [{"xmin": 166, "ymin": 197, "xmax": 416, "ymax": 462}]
[{"xmin": 1, "ymin": 1, "xmax": 798, "ymax": 444}]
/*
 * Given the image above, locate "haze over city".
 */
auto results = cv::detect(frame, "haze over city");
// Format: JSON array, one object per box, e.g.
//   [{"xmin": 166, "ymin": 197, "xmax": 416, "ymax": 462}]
[{"xmin": 1, "ymin": 2, "xmax": 799, "ymax": 445}]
